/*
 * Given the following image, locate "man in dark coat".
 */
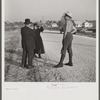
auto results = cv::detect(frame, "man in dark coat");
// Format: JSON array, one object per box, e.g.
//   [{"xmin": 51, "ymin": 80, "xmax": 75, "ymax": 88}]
[{"xmin": 21, "ymin": 19, "xmax": 36, "ymax": 68}]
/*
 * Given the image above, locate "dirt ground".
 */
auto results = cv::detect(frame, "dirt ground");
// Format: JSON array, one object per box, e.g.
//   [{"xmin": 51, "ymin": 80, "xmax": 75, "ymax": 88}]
[{"xmin": 5, "ymin": 29, "xmax": 96, "ymax": 82}]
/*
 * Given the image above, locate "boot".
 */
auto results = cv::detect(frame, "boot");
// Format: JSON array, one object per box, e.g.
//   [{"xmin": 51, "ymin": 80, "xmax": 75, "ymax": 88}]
[
  {"xmin": 65, "ymin": 53, "xmax": 73, "ymax": 66},
  {"xmin": 39, "ymin": 54, "xmax": 41, "ymax": 58},
  {"xmin": 54, "ymin": 54, "xmax": 65, "ymax": 68}
]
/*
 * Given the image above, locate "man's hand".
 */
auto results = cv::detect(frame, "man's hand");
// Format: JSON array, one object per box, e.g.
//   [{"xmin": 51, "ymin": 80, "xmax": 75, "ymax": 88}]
[{"xmin": 71, "ymin": 26, "xmax": 77, "ymax": 34}]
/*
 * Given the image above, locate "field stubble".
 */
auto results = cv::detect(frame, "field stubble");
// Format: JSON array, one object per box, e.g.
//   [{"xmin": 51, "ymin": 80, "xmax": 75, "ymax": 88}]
[
  {"xmin": 5, "ymin": 29, "xmax": 96, "ymax": 82},
  {"xmin": 5, "ymin": 29, "xmax": 67, "ymax": 82}
]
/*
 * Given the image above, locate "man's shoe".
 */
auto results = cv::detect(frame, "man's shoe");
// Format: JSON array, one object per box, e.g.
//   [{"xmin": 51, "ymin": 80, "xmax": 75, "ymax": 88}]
[
  {"xmin": 65, "ymin": 62, "xmax": 73, "ymax": 66},
  {"xmin": 39, "ymin": 54, "xmax": 41, "ymax": 58},
  {"xmin": 25, "ymin": 66, "xmax": 31, "ymax": 69},
  {"xmin": 54, "ymin": 63, "xmax": 63, "ymax": 68},
  {"xmin": 21, "ymin": 64, "xmax": 33, "ymax": 69},
  {"xmin": 39, "ymin": 56, "xmax": 41, "ymax": 58},
  {"xmin": 27, "ymin": 65, "xmax": 35, "ymax": 69},
  {"xmin": 21, "ymin": 64, "xmax": 26, "ymax": 68}
]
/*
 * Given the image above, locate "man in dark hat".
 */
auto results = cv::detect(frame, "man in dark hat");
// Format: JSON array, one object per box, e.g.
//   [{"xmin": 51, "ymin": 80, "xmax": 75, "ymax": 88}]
[{"xmin": 21, "ymin": 19, "xmax": 36, "ymax": 68}]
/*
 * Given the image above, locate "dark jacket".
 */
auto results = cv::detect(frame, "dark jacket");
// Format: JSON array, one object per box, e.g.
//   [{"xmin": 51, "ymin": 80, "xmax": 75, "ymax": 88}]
[
  {"xmin": 21, "ymin": 26, "xmax": 36, "ymax": 51},
  {"xmin": 34, "ymin": 29, "xmax": 45, "ymax": 54}
]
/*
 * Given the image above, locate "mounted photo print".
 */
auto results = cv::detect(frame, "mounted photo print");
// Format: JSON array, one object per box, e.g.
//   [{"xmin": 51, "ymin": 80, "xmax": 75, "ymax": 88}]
[{"xmin": 2, "ymin": 0, "xmax": 99, "ymax": 100}]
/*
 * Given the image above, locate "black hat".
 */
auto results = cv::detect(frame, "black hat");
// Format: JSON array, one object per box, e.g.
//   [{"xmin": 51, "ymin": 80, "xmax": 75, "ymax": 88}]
[
  {"xmin": 24, "ymin": 19, "xmax": 31, "ymax": 24},
  {"xmin": 33, "ymin": 23, "xmax": 38, "ymax": 26}
]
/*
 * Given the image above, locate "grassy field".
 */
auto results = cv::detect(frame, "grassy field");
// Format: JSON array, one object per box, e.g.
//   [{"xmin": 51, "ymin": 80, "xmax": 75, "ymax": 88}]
[{"xmin": 76, "ymin": 32, "xmax": 96, "ymax": 38}]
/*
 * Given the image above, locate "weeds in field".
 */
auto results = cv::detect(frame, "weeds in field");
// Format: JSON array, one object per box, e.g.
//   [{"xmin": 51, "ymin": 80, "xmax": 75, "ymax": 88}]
[{"xmin": 5, "ymin": 30, "xmax": 66, "ymax": 82}]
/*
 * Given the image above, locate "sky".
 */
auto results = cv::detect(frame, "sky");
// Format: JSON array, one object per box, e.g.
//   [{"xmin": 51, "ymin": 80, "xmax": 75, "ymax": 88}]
[{"xmin": 5, "ymin": 0, "xmax": 96, "ymax": 22}]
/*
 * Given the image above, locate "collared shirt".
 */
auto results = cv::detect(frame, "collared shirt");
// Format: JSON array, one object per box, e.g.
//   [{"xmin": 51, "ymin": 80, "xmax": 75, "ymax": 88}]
[{"xmin": 63, "ymin": 19, "xmax": 73, "ymax": 38}]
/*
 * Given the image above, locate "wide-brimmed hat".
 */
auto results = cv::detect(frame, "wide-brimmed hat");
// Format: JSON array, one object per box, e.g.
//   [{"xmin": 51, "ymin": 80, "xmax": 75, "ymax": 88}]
[
  {"xmin": 65, "ymin": 11, "xmax": 72, "ymax": 18},
  {"xmin": 24, "ymin": 19, "xmax": 31, "ymax": 24}
]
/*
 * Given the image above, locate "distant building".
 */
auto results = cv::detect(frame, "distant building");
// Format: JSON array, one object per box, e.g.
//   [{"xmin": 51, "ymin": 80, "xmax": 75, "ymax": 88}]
[
  {"xmin": 74, "ymin": 20, "xmax": 84, "ymax": 28},
  {"xmin": 51, "ymin": 23, "xmax": 58, "ymax": 28},
  {"xmin": 84, "ymin": 21, "xmax": 93, "ymax": 28},
  {"xmin": 15, "ymin": 25, "xmax": 19, "ymax": 28},
  {"xmin": 84, "ymin": 20, "xmax": 96, "ymax": 28}
]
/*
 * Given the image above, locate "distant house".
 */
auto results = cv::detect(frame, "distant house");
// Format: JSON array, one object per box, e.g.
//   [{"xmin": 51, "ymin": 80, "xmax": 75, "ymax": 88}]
[
  {"xmin": 74, "ymin": 20, "xmax": 84, "ymax": 28},
  {"xmin": 84, "ymin": 20, "xmax": 96, "ymax": 28},
  {"xmin": 14, "ymin": 25, "xmax": 19, "ymax": 28},
  {"xmin": 51, "ymin": 23, "xmax": 58, "ymax": 28}
]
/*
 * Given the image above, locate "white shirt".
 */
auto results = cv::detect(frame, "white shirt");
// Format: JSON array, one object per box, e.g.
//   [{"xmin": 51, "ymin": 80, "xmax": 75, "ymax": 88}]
[{"xmin": 63, "ymin": 19, "xmax": 73, "ymax": 38}]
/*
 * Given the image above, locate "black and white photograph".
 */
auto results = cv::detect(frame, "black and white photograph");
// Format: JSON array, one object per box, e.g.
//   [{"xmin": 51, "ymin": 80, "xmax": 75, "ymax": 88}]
[
  {"xmin": 4, "ymin": 0, "xmax": 97, "ymax": 82},
  {"xmin": 2, "ymin": 0, "xmax": 99, "ymax": 100}
]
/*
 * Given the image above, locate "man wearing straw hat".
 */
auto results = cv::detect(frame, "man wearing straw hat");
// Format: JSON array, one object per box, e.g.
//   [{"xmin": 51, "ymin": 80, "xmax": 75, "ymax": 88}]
[
  {"xmin": 54, "ymin": 12, "xmax": 75, "ymax": 68},
  {"xmin": 21, "ymin": 19, "xmax": 36, "ymax": 68}
]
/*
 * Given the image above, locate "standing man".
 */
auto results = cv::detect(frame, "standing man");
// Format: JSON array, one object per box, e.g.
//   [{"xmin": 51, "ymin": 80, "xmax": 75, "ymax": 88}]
[
  {"xmin": 21, "ymin": 19, "xmax": 36, "ymax": 68},
  {"xmin": 54, "ymin": 12, "xmax": 75, "ymax": 68}
]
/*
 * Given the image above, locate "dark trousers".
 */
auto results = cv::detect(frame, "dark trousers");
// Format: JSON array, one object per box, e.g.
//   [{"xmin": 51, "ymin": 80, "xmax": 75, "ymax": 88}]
[
  {"xmin": 22, "ymin": 49, "xmax": 34, "ymax": 66},
  {"xmin": 60, "ymin": 33, "xmax": 73, "ymax": 64},
  {"xmin": 61, "ymin": 32, "xmax": 73, "ymax": 55}
]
